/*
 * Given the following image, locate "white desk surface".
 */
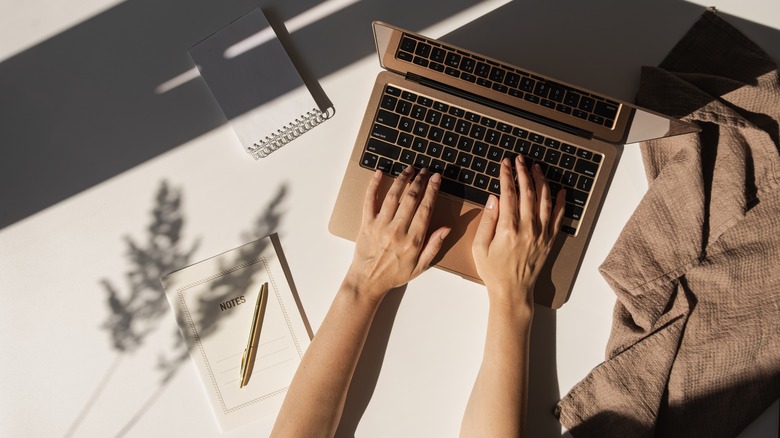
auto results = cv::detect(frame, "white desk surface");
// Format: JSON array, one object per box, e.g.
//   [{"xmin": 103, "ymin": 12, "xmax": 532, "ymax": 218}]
[{"xmin": 1, "ymin": 0, "xmax": 778, "ymax": 436}]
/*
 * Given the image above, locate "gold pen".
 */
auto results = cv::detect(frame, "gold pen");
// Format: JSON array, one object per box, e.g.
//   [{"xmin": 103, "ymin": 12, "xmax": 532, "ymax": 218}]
[{"xmin": 240, "ymin": 282, "xmax": 268, "ymax": 388}]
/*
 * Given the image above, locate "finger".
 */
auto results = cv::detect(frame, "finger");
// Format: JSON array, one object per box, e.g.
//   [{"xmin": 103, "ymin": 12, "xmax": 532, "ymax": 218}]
[
  {"xmin": 408, "ymin": 171, "xmax": 441, "ymax": 238},
  {"xmin": 498, "ymin": 158, "xmax": 518, "ymax": 229},
  {"xmin": 515, "ymin": 155, "xmax": 536, "ymax": 227},
  {"xmin": 415, "ymin": 226, "xmax": 451, "ymax": 275},
  {"xmin": 378, "ymin": 165, "xmax": 414, "ymax": 222},
  {"xmin": 550, "ymin": 188, "xmax": 567, "ymax": 239},
  {"xmin": 532, "ymin": 163, "xmax": 552, "ymax": 233},
  {"xmin": 362, "ymin": 169, "xmax": 383, "ymax": 225},
  {"xmin": 473, "ymin": 194, "xmax": 499, "ymax": 255},
  {"xmin": 394, "ymin": 167, "xmax": 430, "ymax": 229}
]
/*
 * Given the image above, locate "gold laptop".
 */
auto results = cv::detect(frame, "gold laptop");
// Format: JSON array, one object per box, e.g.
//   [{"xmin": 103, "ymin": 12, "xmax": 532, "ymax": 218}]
[{"xmin": 329, "ymin": 22, "xmax": 697, "ymax": 308}]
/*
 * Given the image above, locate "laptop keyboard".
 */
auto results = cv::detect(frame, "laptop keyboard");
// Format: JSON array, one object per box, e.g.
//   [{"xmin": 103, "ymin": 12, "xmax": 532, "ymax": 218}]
[
  {"xmin": 360, "ymin": 84, "xmax": 603, "ymax": 235},
  {"xmin": 396, "ymin": 34, "xmax": 619, "ymax": 130}
]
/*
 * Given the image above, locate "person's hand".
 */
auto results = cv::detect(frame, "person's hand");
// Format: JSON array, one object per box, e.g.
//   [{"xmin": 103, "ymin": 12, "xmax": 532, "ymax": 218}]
[
  {"xmin": 345, "ymin": 166, "xmax": 451, "ymax": 302},
  {"xmin": 472, "ymin": 156, "xmax": 566, "ymax": 312}
]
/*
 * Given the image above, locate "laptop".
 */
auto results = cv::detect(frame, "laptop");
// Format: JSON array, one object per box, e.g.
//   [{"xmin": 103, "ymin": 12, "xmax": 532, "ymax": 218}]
[{"xmin": 329, "ymin": 22, "xmax": 697, "ymax": 308}]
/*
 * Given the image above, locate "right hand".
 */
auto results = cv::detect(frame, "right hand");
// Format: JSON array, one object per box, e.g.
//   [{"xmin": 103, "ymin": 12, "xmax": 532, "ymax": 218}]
[{"xmin": 472, "ymin": 156, "xmax": 566, "ymax": 311}]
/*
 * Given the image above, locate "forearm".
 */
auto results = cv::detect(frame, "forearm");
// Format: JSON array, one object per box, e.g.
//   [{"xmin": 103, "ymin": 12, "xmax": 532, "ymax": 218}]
[
  {"xmin": 271, "ymin": 278, "xmax": 383, "ymax": 438},
  {"xmin": 460, "ymin": 298, "xmax": 533, "ymax": 438}
]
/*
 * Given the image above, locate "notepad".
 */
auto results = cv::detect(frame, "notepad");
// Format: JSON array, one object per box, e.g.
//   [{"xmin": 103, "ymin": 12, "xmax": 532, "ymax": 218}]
[
  {"xmin": 161, "ymin": 234, "xmax": 311, "ymax": 432},
  {"xmin": 189, "ymin": 8, "xmax": 334, "ymax": 159}
]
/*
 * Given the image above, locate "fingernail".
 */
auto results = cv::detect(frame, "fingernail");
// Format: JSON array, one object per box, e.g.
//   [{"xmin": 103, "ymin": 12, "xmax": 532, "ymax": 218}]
[
  {"xmin": 403, "ymin": 165, "xmax": 414, "ymax": 175},
  {"xmin": 486, "ymin": 194, "xmax": 497, "ymax": 210},
  {"xmin": 374, "ymin": 169, "xmax": 382, "ymax": 179},
  {"xmin": 419, "ymin": 167, "xmax": 429, "ymax": 175},
  {"xmin": 430, "ymin": 172, "xmax": 441, "ymax": 183},
  {"xmin": 440, "ymin": 227, "xmax": 451, "ymax": 240},
  {"xmin": 518, "ymin": 154, "xmax": 525, "ymax": 164}
]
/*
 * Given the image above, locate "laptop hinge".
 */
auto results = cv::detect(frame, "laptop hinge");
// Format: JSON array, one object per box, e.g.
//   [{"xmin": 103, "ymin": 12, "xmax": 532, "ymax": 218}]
[{"xmin": 406, "ymin": 72, "xmax": 593, "ymax": 141}]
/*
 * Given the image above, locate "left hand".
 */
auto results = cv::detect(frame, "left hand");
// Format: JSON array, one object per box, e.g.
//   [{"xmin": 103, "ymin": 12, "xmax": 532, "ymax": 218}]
[{"xmin": 345, "ymin": 166, "xmax": 451, "ymax": 302}]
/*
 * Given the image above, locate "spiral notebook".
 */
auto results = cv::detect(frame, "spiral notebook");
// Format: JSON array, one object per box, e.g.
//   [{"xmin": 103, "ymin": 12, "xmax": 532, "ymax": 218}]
[{"xmin": 190, "ymin": 9, "xmax": 334, "ymax": 159}]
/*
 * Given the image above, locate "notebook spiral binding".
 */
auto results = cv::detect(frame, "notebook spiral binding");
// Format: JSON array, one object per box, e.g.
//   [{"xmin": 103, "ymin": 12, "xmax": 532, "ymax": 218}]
[{"xmin": 249, "ymin": 107, "xmax": 335, "ymax": 160}]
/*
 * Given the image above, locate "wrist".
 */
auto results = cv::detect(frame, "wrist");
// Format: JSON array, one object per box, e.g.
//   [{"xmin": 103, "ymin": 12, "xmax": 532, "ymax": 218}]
[
  {"xmin": 486, "ymin": 285, "xmax": 534, "ymax": 324},
  {"xmin": 340, "ymin": 268, "xmax": 389, "ymax": 305}
]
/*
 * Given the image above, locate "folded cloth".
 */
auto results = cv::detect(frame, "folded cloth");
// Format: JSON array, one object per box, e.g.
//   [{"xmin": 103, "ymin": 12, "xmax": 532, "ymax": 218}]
[{"xmin": 556, "ymin": 9, "xmax": 780, "ymax": 438}]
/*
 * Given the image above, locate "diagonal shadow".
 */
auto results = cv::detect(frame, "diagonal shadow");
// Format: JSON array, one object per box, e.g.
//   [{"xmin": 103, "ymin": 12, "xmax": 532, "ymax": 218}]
[
  {"xmin": 65, "ymin": 180, "xmax": 288, "ymax": 437},
  {"xmin": 0, "ymin": 0, "xmax": 485, "ymax": 230}
]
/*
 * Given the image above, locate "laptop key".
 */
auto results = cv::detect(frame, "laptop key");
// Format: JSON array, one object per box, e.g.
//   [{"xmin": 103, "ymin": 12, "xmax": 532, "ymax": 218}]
[
  {"xmin": 577, "ymin": 175, "xmax": 593, "ymax": 192},
  {"xmin": 485, "ymin": 129, "xmax": 500, "ymax": 145},
  {"xmin": 458, "ymin": 168, "xmax": 476, "ymax": 185},
  {"xmin": 392, "ymin": 162, "xmax": 405, "ymax": 176},
  {"xmin": 519, "ymin": 77, "xmax": 535, "ymax": 92},
  {"xmin": 413, "ymin": 56, "xmax": 429, "ymax": 67},
  {"xmin": 428, "ymin": 126, "xmax": 444, "ymax": 142},
  {"xmin": 414, "ymin": 155, "xmax": 431, "ymax": 169},
  {"xmin": 564, "ymin": 203, "xmax": 584, "ymax": 220},
  {"xmin": 594, "ymin": 101, "xmax": 619, "ymax": 119},
  {"xmin": 442, "ymin": 147, "xmax": 458, "ymax": 163},
  {"xmin": 398, "ymin": 132, "xmax": 413, "ymax": 148},
  {"xmin": 440, "ymin": 178, "xmax": 490, "ymax": 205},
  {"xmin": 475, "ymin": 62, "xmax": 491, "ymax": 78},
  {"xmin": 578, "ymin": 97, "xmax": 594, "ymax": 112},
  {"xmin": 564, "ymin": 91, "xmax": 580, "ymax": 107},
  {"xmin": 376, "ymin": 109, "xmax": 399, "ymax": 127},
  {"xmin": 431, "ymin": 47, "xmax": 446, "ymax": 63},
  {"xmin": 489, "ymin": 67, "xmax": 506, "ymax": 83},
  {"xmin": 473, "ymin": 141, "xmax": 489, "ymax": 157},
  {"xmin": 425, "ymin": 109, "xmax": 441, "ymax": 125},
  {"xmin": 488, "ymin": 178, "xmax": 501, "ymax": 194},
  {"xmin": 361, "ymin": 152, "xmax": 378, "ymax": 169},
  {"xmin": 381, "ymin": 95, "xmax": 397, "ymax": 111},
  {"xmin": 471, "ymin": 157, "xmax": 487, "ymax": 173},
  {"xmin": 562, "ymin": 171, "xmax": 578, "ymax": 187},
  {"xmin": 402, "ymin": 91, "xmax": 417, "ymax": 101},
  {"xmin": 398, "ymin": 117, "xmax": 414, "ymax": 132},
  {"xmin": 413, "ymin": 121, "xmax": 430, "ymax": 137},
  {"xmin": 460, "ymin": 72, "xmax": 477, "ymax": 82},
  {"xmin": 575, "ymin": 158, "xmax": 598, "ymax": 177},
  {"xmin": 397, "ymin": 51, "xmax": 413, "ymax": 62},
  {"xmin": 415, "ymin": 42, "xmax": 431, "ymax": 57},
  {"xmin": 411, "ymin": 105, "xmax": 427, "ymax": 120},
  {"xmin": 445, "ymin": 52, "xmax": 461, "ymax": 68},
  {"xmin": 427, "ymin": 142, "xmax": 442, "ymax": 158},
  {"xmin": 486, "ymin": 161, "xmax": 501, "ymax": 177},
  {"xmin": 443, "ymin": 164, "xmax": 460, "ymax": 179},
  {"xmin": 396, "ymin": 100, "xmax": 412, "ymax": 115},
  {"xmin": 549, "ymin": 86, "xmax": 565, "ymax": 102},
  {"xmin": 400, "ymin": 37, "xmax": 416, "ymax": 52},
  {"xmin": 543, "ymin": 149, "xmax": 561, "ymax": 165},
  {"xmin": 411, "ymin": 137, "xmax": 428, "ymax": 152},
  {"xmin": 385, "ymin": 86, "xmax": 401, "ymax": 96},
  {"xmin": 367, "ymin": 138, "xmax": 401, "ymax": 160},
  {"xmin": 459, "ymin": 57, "xmax": 475, "ymax": 73},
  {"xmin": 417, "ymin": 96, "xmax": 433, "ymax": 107},
  {"xmin": 377, "ymin": 157, "xmax": 393, "ymax": 173},
  {"xmin": 566, "ymin": 188, "xmax": 588, "ymax": 206},
  {"xmin": 372, "ymin": 124, "xmax": 399, "ymax": 143},
  {"xmin": 474, "ymin": 173, "xmax": 490, "ymax": 190},
  {"xmin": 470, "ymin": 125, "xmax": 486, "ymax": 140},
  {"xmin": 560, "ymin": 153, "xmax": 576, "ymax": 169},
  {"xmin": 430, "ymin": 159, "xmax": 446, "ymax": 174},
  {"xmin": 400, "ymin": 150, "xmax": 415, "ymax": 165}
]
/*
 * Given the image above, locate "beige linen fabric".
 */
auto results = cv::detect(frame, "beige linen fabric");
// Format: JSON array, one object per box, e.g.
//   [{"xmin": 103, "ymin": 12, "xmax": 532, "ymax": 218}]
[{"xmin": 556, "ymin": 10, "xmax": 780, "ymax": 437}]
